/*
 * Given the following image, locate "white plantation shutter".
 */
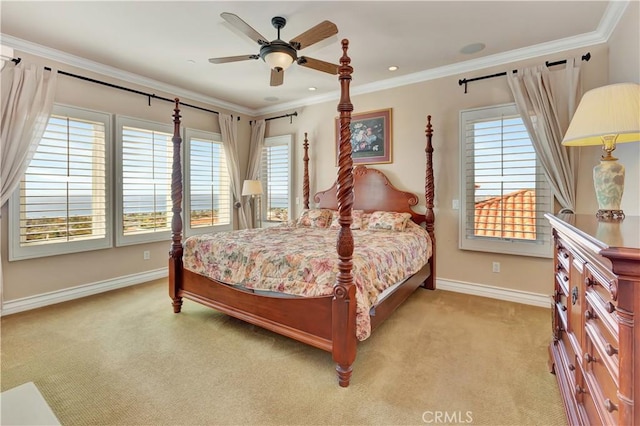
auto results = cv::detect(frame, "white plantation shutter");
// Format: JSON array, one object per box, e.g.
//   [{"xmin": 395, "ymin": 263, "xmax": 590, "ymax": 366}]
[
  {"xmin": 459, "ymin": 104, "xmax": 552, "ymax": 258},
  {"xmin": 260, "ymin": 135, "xmax": 293, "ymax": 222},
  {"xmin": 184, "ymin": 129, "xmax": 232, "ymax": 235},
  {"xmin": 116, "ymin": 117, "xmax": 173, "ymax": 245},
  {"xmin": 9, "ymin": 105, "xmax": 112, "ymax": 260}
]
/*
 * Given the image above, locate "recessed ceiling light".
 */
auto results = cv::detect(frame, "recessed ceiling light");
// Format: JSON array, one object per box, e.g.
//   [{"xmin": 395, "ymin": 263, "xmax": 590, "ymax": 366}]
[
  {"xmin": 460, "ymin": 43, "xmax": 486, "ymax": 55},
  {"xmin": 264, "ymin": 96, "xmax": 279, "ymax": 102},
  {"xmin": 388, "ymin": 66, "xmax": 398, "ymax": 71},
  {"xmin": 308, "ymin": 87, "xmax": 317, "ymax": 91}
]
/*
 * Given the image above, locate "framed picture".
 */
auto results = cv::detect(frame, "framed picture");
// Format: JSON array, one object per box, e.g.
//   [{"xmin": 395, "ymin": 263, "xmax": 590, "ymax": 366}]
[{"xmin": 335, "ymin": 108, "xmax": 392, "ymax": 165}]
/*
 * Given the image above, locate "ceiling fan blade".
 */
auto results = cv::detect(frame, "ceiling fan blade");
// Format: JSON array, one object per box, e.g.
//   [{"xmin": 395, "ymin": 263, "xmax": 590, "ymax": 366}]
[
  {"xmin": 270, "ymin": 68, "xmax": 284, "ymax": 86},
  {"xmin": 297, "ymin": 56, "xmax": 339, "ymax": 75},
  {"xmin": 208, "ymin": 54, "xmax": 259, "ymax": 64},
  {"xmin": 220, "ymin": 12, "xmax": 269, "ymax": 45},
  {"xmin": 289, "ymin": 21, "xmax": 338, "ymax": 50}
]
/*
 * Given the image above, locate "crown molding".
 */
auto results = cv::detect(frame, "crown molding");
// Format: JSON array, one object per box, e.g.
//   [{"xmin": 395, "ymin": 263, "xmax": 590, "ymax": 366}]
[
  {"xmin": 2, "ymin": 1, "xmax": 629, "ymax": 118},
  {"xmin": 0, "ymin": 33, "xmax": 255, "ymax": 116}
]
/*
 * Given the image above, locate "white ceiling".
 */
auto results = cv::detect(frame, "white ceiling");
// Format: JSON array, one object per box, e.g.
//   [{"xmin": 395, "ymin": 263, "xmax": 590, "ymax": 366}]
[{"xmin": 0, "ymin": 1, "xmax": 624, "ymax": 115}]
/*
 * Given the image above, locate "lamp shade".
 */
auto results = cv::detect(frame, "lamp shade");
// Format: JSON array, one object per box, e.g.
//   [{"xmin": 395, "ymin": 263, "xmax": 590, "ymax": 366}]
[
  {"xmin": 242, "ymin": 180, "xmax": 263, "ymax": 196},
  {"xmin": 562, "ymin": 83, "xmax": 640, "ymax": 146}
]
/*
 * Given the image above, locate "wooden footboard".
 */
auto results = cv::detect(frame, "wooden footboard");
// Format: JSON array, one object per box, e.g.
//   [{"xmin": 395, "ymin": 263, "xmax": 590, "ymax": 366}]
[{"xmin": 180, "ymin": 270, "xmax": 333, "ymax": 351}]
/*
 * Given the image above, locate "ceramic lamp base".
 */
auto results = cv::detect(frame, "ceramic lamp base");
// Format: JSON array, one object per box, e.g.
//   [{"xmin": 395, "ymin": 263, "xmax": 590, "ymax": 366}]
[{"xmin": 593, "ymin": 159, "xmax": 625, "ymax": 219}]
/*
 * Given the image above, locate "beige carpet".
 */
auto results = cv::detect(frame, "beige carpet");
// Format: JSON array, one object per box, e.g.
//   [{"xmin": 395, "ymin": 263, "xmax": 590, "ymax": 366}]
[{"xmin": 1, "ymin": 279, "xmax": 566, "ymax": 425}]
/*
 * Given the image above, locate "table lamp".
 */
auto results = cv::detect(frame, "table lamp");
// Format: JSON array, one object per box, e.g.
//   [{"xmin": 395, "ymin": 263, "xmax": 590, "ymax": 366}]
[
  {"xmin": 242, "ymin": 180, "xmax": 263, "ymax": 228},
  {"xmin": 562, "ymin": 83, "xmax": 640, "ymax": 220}
]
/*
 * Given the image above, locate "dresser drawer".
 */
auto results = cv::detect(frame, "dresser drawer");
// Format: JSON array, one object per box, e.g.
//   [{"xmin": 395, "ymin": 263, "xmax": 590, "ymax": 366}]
[
  {"xmin": 555, "ymin": 267, "xmax": 570, "ymax": 296},
  {"xmin": 559, "ymin": 332, "xmax": 578, "ymax": 387},
  {"xmin": 583, "ymin": 330, "xmax": 620, "ymax": 425},
  {"xmin": 556, "ymin": 241, "xmax": 571, "ymax": 270},
  {"xmin": 585, "ymin": 287, "xmax": 618, "ymax": 343},
  {"xmin": 585, "ymin": 264, "xmax": 618, "ymax": 302},
  {"xmin": 585, "ymin": 320, "xmax": 619, "ymax": 385}
]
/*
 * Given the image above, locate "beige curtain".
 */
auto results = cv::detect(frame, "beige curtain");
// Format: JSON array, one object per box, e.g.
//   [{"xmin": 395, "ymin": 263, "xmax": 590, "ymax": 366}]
[
  {"xmin": 506, "ymin": 58, "xmax": 582, "ymax": 212},
  {"xmin": 244, "ymin": 119, "xmax": 266, "ymax": 228},
  {"xmin": 1, "ymin": 62, "xmax": 58, "ymax": 206},
  {"xmin": 219, "ymin": 113, "xmax": 249, "ymax": 229},
  {"xmin": 0, "ymin": 61, "xmax": 57, "ymax": 307}
]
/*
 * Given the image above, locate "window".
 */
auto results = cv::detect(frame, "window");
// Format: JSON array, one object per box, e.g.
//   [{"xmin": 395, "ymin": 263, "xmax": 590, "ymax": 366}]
[
  {"xmin": 115, "ymin": 116, "xmax": 173, "ymax": 246},
  {"xmin": 9, "ymin": 105, "xmax": 112, "ymax": 260},
  {"xmin": 184, "ymin": 129, "xmax": 232, "ymax": 236},
  {"xmin": 459, "ymin": 104, "xmax": 552, "ymax": 258},
  {"xmin": 260, "ymin": 135, "xmax": 293, "ymax": 223}
]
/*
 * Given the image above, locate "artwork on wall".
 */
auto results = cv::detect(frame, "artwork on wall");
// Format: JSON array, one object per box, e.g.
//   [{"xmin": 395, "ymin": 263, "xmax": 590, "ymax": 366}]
[{"xmin": 335, "ymin": 108, "xmax": 392, "ymax": 164}]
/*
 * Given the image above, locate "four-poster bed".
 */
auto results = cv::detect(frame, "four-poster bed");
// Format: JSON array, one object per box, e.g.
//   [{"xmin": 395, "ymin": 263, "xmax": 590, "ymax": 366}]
[{"xmin": 168, "ymin": 39, "xmax": 436, "ymax": 387}]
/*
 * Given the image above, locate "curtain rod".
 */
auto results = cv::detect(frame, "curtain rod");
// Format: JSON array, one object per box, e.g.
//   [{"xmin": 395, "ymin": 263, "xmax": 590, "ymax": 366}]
[
  {"xmin": 250, "ymin": 111, "xmax": 298, "ymax": 125},
  {"xmin": 458, "ymin": 52, "xmax": 591, "ymax": 94},
  {"xmin": 10, "ymin": 57, "xmax": 241, "ymax": 120}
]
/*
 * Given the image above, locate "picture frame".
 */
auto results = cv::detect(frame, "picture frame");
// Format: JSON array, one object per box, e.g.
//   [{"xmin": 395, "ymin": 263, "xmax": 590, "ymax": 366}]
[{"xmin": 335, "ymin": 108, "xmax": 392, "ymax": 165}]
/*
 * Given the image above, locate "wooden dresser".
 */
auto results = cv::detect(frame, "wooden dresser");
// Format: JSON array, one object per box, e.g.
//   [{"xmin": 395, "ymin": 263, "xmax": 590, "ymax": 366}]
[{"xmin": 546, "ymin": 213, "xmax": 639, "ymax": 426}]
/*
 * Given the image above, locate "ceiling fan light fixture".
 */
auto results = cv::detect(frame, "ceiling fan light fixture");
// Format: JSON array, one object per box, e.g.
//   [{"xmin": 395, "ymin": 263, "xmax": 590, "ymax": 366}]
[
  {"xmin": 260, "ymin": 41, "xmax": 297, "ymax": 71},
  {"xmin": 264, "ymin": 51, "xmax": 295, "ymax": 70}
]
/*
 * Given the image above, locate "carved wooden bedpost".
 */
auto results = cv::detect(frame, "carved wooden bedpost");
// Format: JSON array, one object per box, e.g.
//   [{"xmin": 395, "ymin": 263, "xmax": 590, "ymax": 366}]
[
  {"xmin": 169, "ymin": 98, "xmax": 184, "ymax": 313},
  {"xmin": 423, "ymin": 116, "xmax": 436, "ymax": 290},
  {"xmin": 333, "ymin": 39, "xmax": 357, "ymax": 387},
  {"xmin": 303, "ymin": 132, "xmax": 310, "ymax": 209}
]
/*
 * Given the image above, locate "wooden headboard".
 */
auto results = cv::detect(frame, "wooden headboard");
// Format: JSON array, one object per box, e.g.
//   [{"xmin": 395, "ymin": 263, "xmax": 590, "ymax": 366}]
[{"xmin": 314, "ymin": 165, "xmax": 426, "ymax": 225}]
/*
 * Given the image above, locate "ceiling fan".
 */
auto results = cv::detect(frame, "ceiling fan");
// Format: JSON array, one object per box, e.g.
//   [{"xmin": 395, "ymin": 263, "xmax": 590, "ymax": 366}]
[{"xmin": 209, "ymin": 12, "xmax": 340, "ymax": 86}]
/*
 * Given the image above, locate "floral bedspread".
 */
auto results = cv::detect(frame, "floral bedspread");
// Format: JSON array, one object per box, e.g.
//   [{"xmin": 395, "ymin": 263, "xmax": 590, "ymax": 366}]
[{"xmin": 182, "ymin": 222, "xmax": 432, "ymax": 340}]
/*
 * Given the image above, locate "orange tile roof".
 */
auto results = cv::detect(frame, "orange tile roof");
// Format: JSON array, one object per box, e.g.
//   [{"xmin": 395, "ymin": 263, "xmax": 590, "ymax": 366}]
[{"xmin": 474, "ymin": 189, "xmax": 536, "ymax": 240}]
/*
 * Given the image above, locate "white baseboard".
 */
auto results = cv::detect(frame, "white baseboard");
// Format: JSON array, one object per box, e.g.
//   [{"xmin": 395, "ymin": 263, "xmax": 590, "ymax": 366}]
[
  {"xmin": 1, "ymin": 271, "xmax": 549, "ymax": 316},
  {"xmin": 1, "ymin": 268, "xmax": 168, "ymax": 316},
  {"xmin": 436, "ymin": 278, "xmax": 551, "ymax": 308}
]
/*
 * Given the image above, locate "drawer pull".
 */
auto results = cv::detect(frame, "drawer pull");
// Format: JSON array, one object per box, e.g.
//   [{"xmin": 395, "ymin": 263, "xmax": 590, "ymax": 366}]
[
  {"xmin": 605, "ymin": 302, "xmax": 616, "ymax": 313},
  {"xmin": 561, "ymin": 304, "xmax": 567, "ymax": 312},
  {"xmin": 562, "ymin": 252, "xmax": 569, "ymax": 259},
  {"xmin": 605, "ymin": 344, "xmax": 618, "ymax": 356},
  {"xmin": 584, "ymin": 353, "xmax": 595, "ymax": 363},
  {"xmin": 604, "ymin": 399, "xmax": 618, "ymax": 412},
  {"xmin": 563, "ymin": 275, "xmax": 569, "ymax": 282},
  {"xmin": 584, "ymin": 310, "xmax": 595, "ymax": 320},
  {"xmin": 585, "ymin": 277, "xmax": 594, "ymax": 287},
  {"xmin": 575, "ymin": 384, "xmax": 585, "ymax": 395},
  {"xmin": 568, "ymin": 363, "xmax": 575, "ymax": 371}
]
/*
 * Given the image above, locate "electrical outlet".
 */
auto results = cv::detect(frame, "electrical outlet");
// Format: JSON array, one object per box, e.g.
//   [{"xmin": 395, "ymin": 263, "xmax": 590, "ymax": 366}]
[
  {"xmin": 143, "ymin": 250, "xmax": 151, "ymax": 260},
  {"xmin": 296, "ymin": 197, "xmax": 300, "ymax": 205},
  {"xmin": 452, "ymin": 199, "xmax": 459, "ymax": 210},
  {"xmin": 492, "ymin": 262, "xmax": 500, "ymax": 273}
]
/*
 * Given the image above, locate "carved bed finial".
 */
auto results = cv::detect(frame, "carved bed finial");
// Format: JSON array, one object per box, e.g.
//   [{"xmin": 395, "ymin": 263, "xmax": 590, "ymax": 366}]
[{"xmin": 303, "ymin": 132, "xmax": 310, "ymax": 210}]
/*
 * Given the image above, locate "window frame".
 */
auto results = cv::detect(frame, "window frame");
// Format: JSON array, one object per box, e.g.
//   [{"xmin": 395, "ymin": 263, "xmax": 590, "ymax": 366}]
[
  {"xmin": 115, "ymin": 115, "xmax": 175, "ymax": 247},
  {"xmin": 458, "ymin": 103, "xmax": 553, "ymax": 258},
  {"xmin": 9, "ymin": 104, "xmax": 113, "ymax": 261},
  {"xmin": 183, "ymin": 128, "xmax": 233, "ymax": 237},
  {"xmin": 260, "ymin": 134, "xmax": 294, "ymax": 225}
]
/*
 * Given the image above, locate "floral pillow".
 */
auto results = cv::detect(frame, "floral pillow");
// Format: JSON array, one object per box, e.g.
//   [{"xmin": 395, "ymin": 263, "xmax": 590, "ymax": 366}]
[
  {"xmin": 296, "ymin": 209, "xmax": 333, "ymax": 228},
  {"xmin": 368, "ymin": 211, "xmax": 412, "ymax": 231},
  {"xmin": 329, "ymin": 209, "xmax": 364, "ymax": 229}
]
